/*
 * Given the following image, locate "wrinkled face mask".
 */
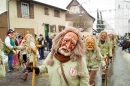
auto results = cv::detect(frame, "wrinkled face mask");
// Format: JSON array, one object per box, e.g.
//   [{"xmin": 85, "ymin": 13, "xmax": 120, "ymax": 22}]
[
  {"xmin": 101, "ymin": 32, "xmax": 107, "ymax": 40},
  {"xmin": 59, "ymin": 32, "xmax": 78, "ymax": 56},
  {"xmin": 109, "ymin": 34, "xmax": 113, "ymax": 40},
  {"xmin": 86, "ymin": 38, "xmax": 95, "ymax": 51}
]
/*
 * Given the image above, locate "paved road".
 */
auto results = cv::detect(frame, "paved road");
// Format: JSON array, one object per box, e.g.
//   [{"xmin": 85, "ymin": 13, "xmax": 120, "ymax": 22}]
[
  {"xmin": 0, "ymin": 51, "xmax": 50, "ymax": 86},
  {"xmin": 108, "ymin": 47, "xmax": 130, "ymax": 86},
  {"xmin": 2, "ymin": 47, "xmax": 129, "ymax": 86}
]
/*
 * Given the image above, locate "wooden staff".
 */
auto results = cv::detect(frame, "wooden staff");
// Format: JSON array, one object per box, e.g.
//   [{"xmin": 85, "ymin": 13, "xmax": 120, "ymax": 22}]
[
  {"xmin": 105, "ymin": 56, "xmax": 108, "ymax": 86},
  {"xmin": 32, "ymin": 52, "xmax": 36, "ymax": 86},
  {"xmin": 24, "ymin": 44, "xmax": 37, "ymax": 86}
]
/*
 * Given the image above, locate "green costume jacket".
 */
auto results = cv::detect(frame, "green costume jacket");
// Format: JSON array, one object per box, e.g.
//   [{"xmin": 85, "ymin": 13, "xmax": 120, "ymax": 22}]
[
  {"xmin": 85, "ymin": 51, "xmax": 105, "ymax": 70},
  {"xmin": 38, "ymin": 52, "xmax": 90, "ymax": 86},
  {"xmin": 98, "ymin": 41, "xmax": 112, "ymax": 57}
]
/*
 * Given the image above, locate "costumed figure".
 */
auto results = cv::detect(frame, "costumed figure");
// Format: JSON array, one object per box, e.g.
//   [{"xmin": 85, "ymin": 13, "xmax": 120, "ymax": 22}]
[
  {"xmin": 98, "ymin": 31, "xmax": 112, "ymax": 85},
  {"xmin": 20, "ymin": 34, "xmax": 38, "ymax": 82},
  {"xmin": 85, "ymin": 36, "xmax": 105, "ymax": 86},
  {"xmin": 25, "ymin": 27, "xmax": 90, "ymax": 86},
  {"xmin": 0, "ymin": 38, "xmax": 6, "ymax": 78},
  {"xmin": 113, "ymin": 33, "xmax": 118, "ymax": 48},
  {"xmin": 109, "ymin": 33, "xmax": 115, "ymax": 63}
]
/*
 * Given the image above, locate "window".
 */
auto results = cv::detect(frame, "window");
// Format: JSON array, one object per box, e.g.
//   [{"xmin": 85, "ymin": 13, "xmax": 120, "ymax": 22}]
[
  {"xmin": 21, "ymin": 2, "xmax": 30, "ymax": 18},
  {"xmin": 17, "ymin": 1, "xmax": 34, "ymax": 19},
  {"xmin": 118, "ymin": 5, "xmax": 120, "ymax": 9},
  {"xmin": 44, "ymin": 7, "xmax": 49, "ymax": 15},
  {"xmin": 69, "ymin": 6, "xmax": 80, "ymax": 14},
  {"xmin": 54, "ymin": 9, "xmax": 60, "ymax": 17}
]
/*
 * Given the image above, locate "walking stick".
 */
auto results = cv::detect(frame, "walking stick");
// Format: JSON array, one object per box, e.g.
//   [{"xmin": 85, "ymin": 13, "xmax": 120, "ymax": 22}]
[
  {"xmin": 32, "ymin": 52, "xmax": 36, "ymax": 86},
  {"xmin": 24, "ymin": 44, "xmax": 37, "ymax": 86},
  {"xmin": 105, "ymin": 56, "xmax": 108, "ymax": 86},
  {"xmin": 23, "ymin": 34, "xmax": 38, "ymax": 86}
]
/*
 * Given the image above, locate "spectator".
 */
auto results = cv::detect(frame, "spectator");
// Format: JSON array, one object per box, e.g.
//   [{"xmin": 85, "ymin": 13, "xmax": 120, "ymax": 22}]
[
  {"xmin": 4, "ymin": 29, "xmax": 15, "ymax": 72},
  {"xmin": 46, "ymin": 34, "xmax": 50, "ymax": 51},
  {"xmin": 38, "ymin": 34, "xmax": 45, "ymax": 60}
]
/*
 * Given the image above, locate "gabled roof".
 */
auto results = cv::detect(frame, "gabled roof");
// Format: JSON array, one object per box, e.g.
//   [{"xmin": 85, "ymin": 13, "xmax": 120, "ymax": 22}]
[
  {"xmin": 0, "ymin": 10, "xmax": 7, "ymax": 16},
  {"xmin": 66, "ymin": 0, "xmax": 95, "ymax": 22},
  {"xmin": 28, "ymin": 0, "xmax": 67, "ymax": 11}
]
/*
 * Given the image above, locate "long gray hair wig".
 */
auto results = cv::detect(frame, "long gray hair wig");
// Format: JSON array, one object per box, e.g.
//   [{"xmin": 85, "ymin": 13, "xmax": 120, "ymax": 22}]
[{"xmin": 46, "ymin": 26, "xmax": 85, "ymax": 76}]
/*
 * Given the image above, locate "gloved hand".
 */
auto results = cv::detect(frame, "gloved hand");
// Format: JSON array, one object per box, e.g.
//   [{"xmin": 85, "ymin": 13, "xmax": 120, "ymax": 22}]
[
  {"xmin": 26, "ymin": 66, "xmax": 40, "ymax": 74},
  {"xmin": 109, "ymin": 56, "xmax": 112, "ymax": 58}
]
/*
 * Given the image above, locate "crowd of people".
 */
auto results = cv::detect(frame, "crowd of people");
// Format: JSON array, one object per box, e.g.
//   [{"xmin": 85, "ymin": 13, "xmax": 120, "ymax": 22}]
[{"xmin": 0, "ymin": 27, "xmax": 119, "ymax": 86}]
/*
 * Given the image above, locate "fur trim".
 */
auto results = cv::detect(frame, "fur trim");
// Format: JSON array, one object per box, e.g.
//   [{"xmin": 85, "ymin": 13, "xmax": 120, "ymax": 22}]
[
  {"xmin": 46, "ymin": 59, "xmax": 54, "ymax": 66},
  {"xmin": 78, "ymin": 57, "xmax": 84, "ymax": 77}
]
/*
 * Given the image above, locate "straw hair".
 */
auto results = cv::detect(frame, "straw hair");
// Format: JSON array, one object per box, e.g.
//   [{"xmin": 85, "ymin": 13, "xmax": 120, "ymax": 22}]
[{"xmin": 46, "ymin": 26, "xmax": 85, "ymax": 76}]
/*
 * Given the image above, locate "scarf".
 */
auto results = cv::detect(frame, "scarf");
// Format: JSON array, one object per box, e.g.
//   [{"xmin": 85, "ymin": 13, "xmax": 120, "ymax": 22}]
[
  {"xmin": 54, "ymin": 52, "xmax": 70, "ymax": 63},
  {"xmin": 100, "ymin": 40, "xmax": 105, "ymax": 44}
]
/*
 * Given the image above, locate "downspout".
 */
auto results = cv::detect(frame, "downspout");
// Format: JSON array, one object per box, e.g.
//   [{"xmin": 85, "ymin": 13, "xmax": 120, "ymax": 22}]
[{"xmin": 7, "ymin": 0, "xmax": 11, "ymax": 30}]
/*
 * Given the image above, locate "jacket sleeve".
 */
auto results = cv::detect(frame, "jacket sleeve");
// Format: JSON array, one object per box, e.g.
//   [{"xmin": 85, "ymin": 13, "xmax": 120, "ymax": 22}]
[
  {"xmin": 108, "ymin": 42, "xmax": 112, "ymax": 57},
  {"xmin": 79, "ymin": 56, "xmax": 90, "ymax": 86},
  {"xmin": 98, "ymin": 51, "xmax": 106, "ymax": 67},
  {"xmin": 38, "ymin": 52, "xmax": 52, "ymax": 73},
  {"xmin": 5, "ymin": 36, "xmax": 13, "ymax": 49}
]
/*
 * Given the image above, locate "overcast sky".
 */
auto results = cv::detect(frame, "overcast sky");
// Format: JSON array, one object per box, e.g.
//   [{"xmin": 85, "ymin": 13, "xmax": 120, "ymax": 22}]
[{"xmin": 35, "ymin": 0, "xmax": 115, "ymax": 29}]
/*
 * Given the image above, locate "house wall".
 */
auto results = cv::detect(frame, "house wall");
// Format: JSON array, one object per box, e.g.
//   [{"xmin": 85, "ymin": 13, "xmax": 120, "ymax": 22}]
[
  {"xmin": 9, "ymin": 0, "xmax": 66, "ymax": 37},
  {"xmin": 0, "ymin": 12, "xmax": 8, "ymax": 41},
  {"xmin": 0, "ymin": 0, "xmax": 6, "ymax": 11},
  {"xmin": 65, "ymin": 0, "xmax": 94, "ymax": 35}
]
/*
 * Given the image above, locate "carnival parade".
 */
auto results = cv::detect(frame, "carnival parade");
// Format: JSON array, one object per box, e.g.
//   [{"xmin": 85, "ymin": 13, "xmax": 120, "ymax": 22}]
[{"xmin": 0, "ymin": 0, "xmax": 130, "ymax": 86}]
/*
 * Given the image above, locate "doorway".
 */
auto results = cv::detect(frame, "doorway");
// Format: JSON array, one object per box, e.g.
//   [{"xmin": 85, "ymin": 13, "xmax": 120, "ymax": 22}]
[{"xmin": 44, "ymin": 24, "xmax": 49, "ymax": 37}]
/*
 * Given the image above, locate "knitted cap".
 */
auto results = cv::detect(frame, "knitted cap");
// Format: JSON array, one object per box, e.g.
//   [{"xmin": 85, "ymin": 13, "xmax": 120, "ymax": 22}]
[{"xmin": 46, "ymin": 26, "xmax": 85, "ymax": 77}]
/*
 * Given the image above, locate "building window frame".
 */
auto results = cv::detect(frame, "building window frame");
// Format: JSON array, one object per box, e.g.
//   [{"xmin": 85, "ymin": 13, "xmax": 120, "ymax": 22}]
[
  {"xmin": 54, "ymin": 9, "xmax": 60, "ymax": 17},
  {"xmin": 21, "ymin": 2, "xmax": 30, "ymax": 18},
  {"xmin": 44, "ymin": 7, "xmax": 49, "ymax": 15}
]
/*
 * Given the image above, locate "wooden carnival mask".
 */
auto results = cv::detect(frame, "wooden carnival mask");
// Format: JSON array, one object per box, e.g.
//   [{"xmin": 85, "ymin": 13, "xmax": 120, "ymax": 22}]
[
  {"xmin": 59, "ymin": 32, "xmax": 78, "ymax": 56},
  {"xmin": 109, "ymin": 34, "xmax": 113, "ymax": 40},
  {"xmin": 86, "ymin": 38, "xmax": 95, "ymax": 51},
  {"xmin": 101, "ymin": 32, "xmax": 107, "ymax": 40}
]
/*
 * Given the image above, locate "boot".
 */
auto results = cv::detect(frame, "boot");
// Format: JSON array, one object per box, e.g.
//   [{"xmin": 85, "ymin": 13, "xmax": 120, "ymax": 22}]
[
  {"xmin": 21, "ymin": 72, "xmax": 28, "ymax": 81},
  {"xmin": 102, "ymin": 74, "xmax": 105, "ymax": 82}
]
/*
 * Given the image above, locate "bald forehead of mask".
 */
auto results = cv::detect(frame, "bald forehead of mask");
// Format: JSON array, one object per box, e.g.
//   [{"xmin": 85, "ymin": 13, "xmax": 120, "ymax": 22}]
[
  {"xmin": 101, "ymin": 32, "xmax": 107, "ymax": 40},
  {"xmin": 60, "ymin": 32, "xmax": 78, "ymax": 50}
]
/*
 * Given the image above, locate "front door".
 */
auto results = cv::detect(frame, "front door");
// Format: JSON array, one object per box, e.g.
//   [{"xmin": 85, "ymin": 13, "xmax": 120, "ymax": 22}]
[{"xmin": 44, "ymin": 24, "xmax": 49, "ymax": 37}]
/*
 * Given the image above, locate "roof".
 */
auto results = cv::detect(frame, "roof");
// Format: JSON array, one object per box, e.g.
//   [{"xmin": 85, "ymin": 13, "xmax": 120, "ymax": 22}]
[
  {"xmin": 29, "ymin": 0, "xmax": 67, "ymax": 11},
  {"xmin": 66, "ymin": 0, "xmax": 95, "ymax": 22},
  {"xmin": 0, "ymin": 10, "xmax": 7, "ymax": 16}
]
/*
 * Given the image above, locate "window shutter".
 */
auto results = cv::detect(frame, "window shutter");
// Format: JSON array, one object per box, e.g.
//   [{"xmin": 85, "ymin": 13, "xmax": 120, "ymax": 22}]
[
  {"xmin": 17, "ymin": 1, "xmax": 22, "ymax": 18},
  {"xmin": 29, "ymin": 3, "xmax": 34, "ymax": 19},
  {"xmin": 50, "ymin": 25, "xmax": 53, "ymax": 32},
  {"xmin": 58, "ymin": 25, "xmax": 61, "ymax": 32},
  {"xmin": 63, "ymin": 26, "xmax": 65, "ymax": 30}
]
